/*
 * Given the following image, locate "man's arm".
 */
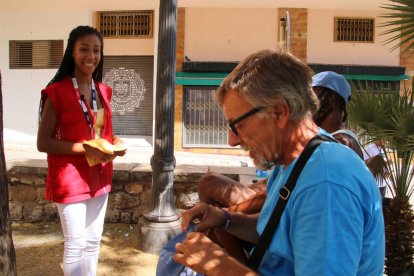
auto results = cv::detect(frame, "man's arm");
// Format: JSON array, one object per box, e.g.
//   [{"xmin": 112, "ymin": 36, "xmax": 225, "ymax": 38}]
[
  {"xmin": 197, "ymin": 172, "xmax": 266, "ymax": 207},
  {"xmin": 227, "ymin": 190, "xmax": 267, "ymax": 214},
  {"xmin": 181, "ymin": 202, "xmax": 260, "ymax": 244}
]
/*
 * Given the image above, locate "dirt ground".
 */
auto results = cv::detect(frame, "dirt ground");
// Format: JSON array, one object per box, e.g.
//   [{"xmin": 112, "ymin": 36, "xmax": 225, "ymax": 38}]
[{"xmin": 12, "ymin": 222, "xmax": 159, "ymax": 276}]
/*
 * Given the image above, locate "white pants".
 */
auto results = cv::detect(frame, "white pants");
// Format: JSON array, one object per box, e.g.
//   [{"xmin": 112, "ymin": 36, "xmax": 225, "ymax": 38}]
[{"xmin": 56, "ymin": 194, "xmax": 108, "ymax": 276}]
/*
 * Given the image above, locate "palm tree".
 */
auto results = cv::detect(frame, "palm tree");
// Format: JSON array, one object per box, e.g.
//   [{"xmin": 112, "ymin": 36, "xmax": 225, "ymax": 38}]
[
  {"xmin": 349, "ymin": 83, "xmax": 414, "ymax": 275},
  {"xmin": 347, "ymin": 1, "xmax": 414, "ymax": 275},
  {"xmin": 380, "ymin": 0, "xmax": 414, "ymax": 57}
]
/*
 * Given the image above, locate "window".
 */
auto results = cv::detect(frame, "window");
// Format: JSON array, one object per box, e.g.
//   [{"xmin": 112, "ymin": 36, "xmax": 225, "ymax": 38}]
[
  {"xmin": 9, "ymin": 40, "xmax": 63, "ymax": 69},
  {"xmin": 334, "ymin": 17, "xmax": 374, "ymax": 43},
  {"xmin": 183, "ymin": 87, "xmax": 229, "ymax": 148},
  {"xmin": 97, "ymin": 10, "xmax": 154, "ymax": 38}
]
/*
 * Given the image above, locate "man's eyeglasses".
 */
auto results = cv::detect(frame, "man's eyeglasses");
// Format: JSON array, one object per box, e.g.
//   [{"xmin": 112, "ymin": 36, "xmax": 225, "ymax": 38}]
[{"xmin": 228, "ymin": 107, "xmax": 263, "ymax": 136}]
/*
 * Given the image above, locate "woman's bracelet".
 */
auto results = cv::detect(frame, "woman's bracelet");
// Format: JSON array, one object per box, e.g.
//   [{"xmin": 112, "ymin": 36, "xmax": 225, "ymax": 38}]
[{"xmin": 221, "ymin": 208, "xmax": 231, "ymax": 230}]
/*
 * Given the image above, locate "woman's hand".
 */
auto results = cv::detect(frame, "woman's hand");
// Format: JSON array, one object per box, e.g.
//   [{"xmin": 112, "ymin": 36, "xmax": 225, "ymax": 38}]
[
  {"xmin": 112, "ymin": 135, "xmax": 127, "ymax": 157},
  {"xmin": 83, "ymin": 143, "xmax": 115, "ymax": 163}
]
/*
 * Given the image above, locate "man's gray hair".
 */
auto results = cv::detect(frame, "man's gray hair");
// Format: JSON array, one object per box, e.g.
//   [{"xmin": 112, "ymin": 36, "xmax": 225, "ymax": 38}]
[{"xmin": 216, "ymin": 49, "xmax": 319, "ymax": 122}]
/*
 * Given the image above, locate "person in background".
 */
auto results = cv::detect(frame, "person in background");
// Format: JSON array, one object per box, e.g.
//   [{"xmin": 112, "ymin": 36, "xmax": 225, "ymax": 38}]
[
  {"xmin": 173, "ymin": 49, "xmax": 384, "ymax": 275},
  {"xmin": 37, "ymin": 25, "xmax": 126, "ymax": 276},
  {"xmin": 314, "ymin": 72, "xmax": 389, "ymax": 199},
  {"xmin": 364, "ymin": 141, "xmax": 388, "ymax": 198},
  {"xmin": 312, "ymin": 71, "xmax": 364, "ymax": 159}
]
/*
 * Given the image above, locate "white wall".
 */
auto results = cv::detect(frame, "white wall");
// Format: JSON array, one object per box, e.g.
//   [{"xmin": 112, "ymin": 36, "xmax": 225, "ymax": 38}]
[
  {"xmin": 0, "ymin": 10, "xmax": 155, "ymax": 141},
  {"xmin": 184, "ymin": 8, "xmax": 279, "ymax": 62},
  {"xmin": 185, "ymin": 8, "xmax": 400, "ymax": 66},
  {"xmin": 0, "ymin": 11, "xmax": 92, "ymax": 140},
  {"xmin": 307, "ymin": 9, "xmax": 400, "ymax": 66}
]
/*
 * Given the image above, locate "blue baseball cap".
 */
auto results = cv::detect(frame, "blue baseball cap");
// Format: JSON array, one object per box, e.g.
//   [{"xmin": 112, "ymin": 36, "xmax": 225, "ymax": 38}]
[{"xmin": 312, "ymin": 71, "xmax": 351, "ymax": 104}]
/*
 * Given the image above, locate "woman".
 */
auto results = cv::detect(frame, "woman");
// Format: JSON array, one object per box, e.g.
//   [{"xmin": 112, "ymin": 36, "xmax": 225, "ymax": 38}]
[{"xmin": 37, "ymin": 25, "xmax": 126, "ymax": 275}]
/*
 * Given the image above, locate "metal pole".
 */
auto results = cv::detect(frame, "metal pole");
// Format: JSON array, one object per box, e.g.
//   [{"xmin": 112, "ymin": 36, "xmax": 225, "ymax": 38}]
[
  {"xmin": 145, "ymin": 0, "xmax": 179, "ymax": 223},
  {"xmin": 139, "ymin": 0, "xmax": 181, "ymax": 254},
  {"xmin": 285, "ymin": 11, "xmax": 290, "ymax": 52}
]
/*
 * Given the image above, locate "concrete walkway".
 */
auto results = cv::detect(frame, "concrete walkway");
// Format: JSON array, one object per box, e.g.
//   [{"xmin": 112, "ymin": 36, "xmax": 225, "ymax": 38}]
[{"xmin": 3, "ymin": 130, "xmax": 254, "ymax": 168}]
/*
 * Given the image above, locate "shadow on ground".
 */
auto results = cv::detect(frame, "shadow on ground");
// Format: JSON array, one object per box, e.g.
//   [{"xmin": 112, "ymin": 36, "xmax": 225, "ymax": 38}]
[{"xmin": 12, "ymin": 222, "xmax": 159, "ymax": 276}]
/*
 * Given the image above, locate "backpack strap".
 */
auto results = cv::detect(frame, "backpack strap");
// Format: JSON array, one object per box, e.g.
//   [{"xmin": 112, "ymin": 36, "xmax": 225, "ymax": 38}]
[{"xmin": 247, "ymin": 134, "xmax": 335, "ymax": 270}]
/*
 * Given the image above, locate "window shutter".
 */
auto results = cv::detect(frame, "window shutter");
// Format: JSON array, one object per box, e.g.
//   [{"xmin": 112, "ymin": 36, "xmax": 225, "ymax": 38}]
[
  {"xmin": 98, "ymin": 10, "xmax": 154, "ymax": 38},
  {"xmin": 9, "ymin": 40, "xmax": 63, "ymax": 69},
  {"xmin": 103, "ymin": 56, "xmax": 154, "ymax": 136},
  {"xmin": 334, "ymin": 18, "xmax": 375, "ymax": 43}
]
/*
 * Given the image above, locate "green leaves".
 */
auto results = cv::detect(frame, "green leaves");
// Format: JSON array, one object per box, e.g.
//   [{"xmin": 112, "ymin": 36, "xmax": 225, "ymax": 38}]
[
  {"xmin": 349, "ymin": 81, "xmax": 414, "ymax": 199},
  {"xmin": 380, "ymin": 0, "xmax": 414, "ymax": 56}
]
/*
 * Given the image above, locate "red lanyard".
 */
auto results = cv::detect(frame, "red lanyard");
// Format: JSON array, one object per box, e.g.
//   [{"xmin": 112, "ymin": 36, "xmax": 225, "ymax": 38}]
[{"xmin": 72, "ymin": 77, "xmax": 97, "ymax": 137}]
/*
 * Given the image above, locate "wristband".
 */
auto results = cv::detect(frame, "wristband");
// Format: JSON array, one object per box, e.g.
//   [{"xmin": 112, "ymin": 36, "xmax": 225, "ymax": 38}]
[{"xmin": 221, "ymin": 208, "xmax": 231, "ymax": 230}]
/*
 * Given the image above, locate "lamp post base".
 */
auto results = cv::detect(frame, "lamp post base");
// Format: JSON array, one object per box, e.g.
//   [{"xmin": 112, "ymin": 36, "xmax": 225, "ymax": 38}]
[{"xmin": 138, "ymin": 216, "xmax": 182, "ymax": 254}]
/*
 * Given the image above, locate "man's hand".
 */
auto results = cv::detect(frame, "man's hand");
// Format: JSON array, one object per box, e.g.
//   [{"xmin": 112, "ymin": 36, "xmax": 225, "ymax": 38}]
[
  {"xmin": 181, "ymin": 203, "xmax": 226, "ymax": 233},
  {"xmin": 173, "ymin": 232, "xmax": 226, "ymax": 274},
  {"xmin": 173, "ymin": 232, "xmax": 258, "ymax": 276}
]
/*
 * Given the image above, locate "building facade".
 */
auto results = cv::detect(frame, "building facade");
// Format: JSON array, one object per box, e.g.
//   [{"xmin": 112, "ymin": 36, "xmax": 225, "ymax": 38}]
[{"xmin": 0, "ymin": 0, "xmax": 407, "ymax": 156}]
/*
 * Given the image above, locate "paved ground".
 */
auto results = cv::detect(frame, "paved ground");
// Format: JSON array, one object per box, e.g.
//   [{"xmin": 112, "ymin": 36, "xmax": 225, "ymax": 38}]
[
  {"xmin": 4, "ymin": 133, "xmax": 410, "ymax": 276},
  {"xmin": 13, "ymin": 222, "xmax": 159, "ymax": 276},
  {"xmin": 4, "ymin": 132, "xmax": 255, "ymax": 275}
]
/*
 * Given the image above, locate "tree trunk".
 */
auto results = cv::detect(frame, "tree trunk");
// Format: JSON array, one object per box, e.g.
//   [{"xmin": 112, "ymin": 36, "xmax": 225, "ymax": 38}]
[
  {"xmin": 384, "ymin": 197, "xmax": 414, "ymax": 276},
  {"xmin": 0, "ymin": 71, "xmax": 17, "ymax": 275}
]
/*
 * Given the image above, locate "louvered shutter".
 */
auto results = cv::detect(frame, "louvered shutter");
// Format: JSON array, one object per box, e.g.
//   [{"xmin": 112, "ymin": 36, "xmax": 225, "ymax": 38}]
[{"xmin": 103, "ymin": 56, "xmax": 154, "ymax": 136}]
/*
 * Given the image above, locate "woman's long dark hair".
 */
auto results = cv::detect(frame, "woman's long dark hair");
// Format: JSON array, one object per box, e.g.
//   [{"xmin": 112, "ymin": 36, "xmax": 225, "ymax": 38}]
[
  {"xmin": 47, "ymin": 25, "xmax": 104, "ymax": 86},
  {"xmin": 39, "ymin": 26, "xmax": 104, "ymax": 120}
]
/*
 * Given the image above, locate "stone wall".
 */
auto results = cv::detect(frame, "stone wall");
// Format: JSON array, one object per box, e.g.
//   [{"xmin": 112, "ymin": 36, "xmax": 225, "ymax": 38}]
[{"xmin": 7, "ymin": 159, "xmax": 255, "ymax": 223}]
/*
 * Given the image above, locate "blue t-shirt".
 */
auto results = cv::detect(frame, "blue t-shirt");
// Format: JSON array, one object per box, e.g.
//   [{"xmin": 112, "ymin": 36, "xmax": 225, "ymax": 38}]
[{"xmin": 256, "ymin": 136, "xmax": 385, "ymax": 275}]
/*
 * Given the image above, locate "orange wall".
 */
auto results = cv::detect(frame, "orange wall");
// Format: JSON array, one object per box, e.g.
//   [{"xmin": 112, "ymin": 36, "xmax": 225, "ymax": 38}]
[
  {"xmin": 174, "ymin": 9, "xmax": 249, "ymax": 156},
  {"xmin": 278, "ymin": 8, "xmax": 308, "ymax": 63},
  {"xmin": 400, "ymin": 41, "xmax": 414, "ymax": 94}
]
